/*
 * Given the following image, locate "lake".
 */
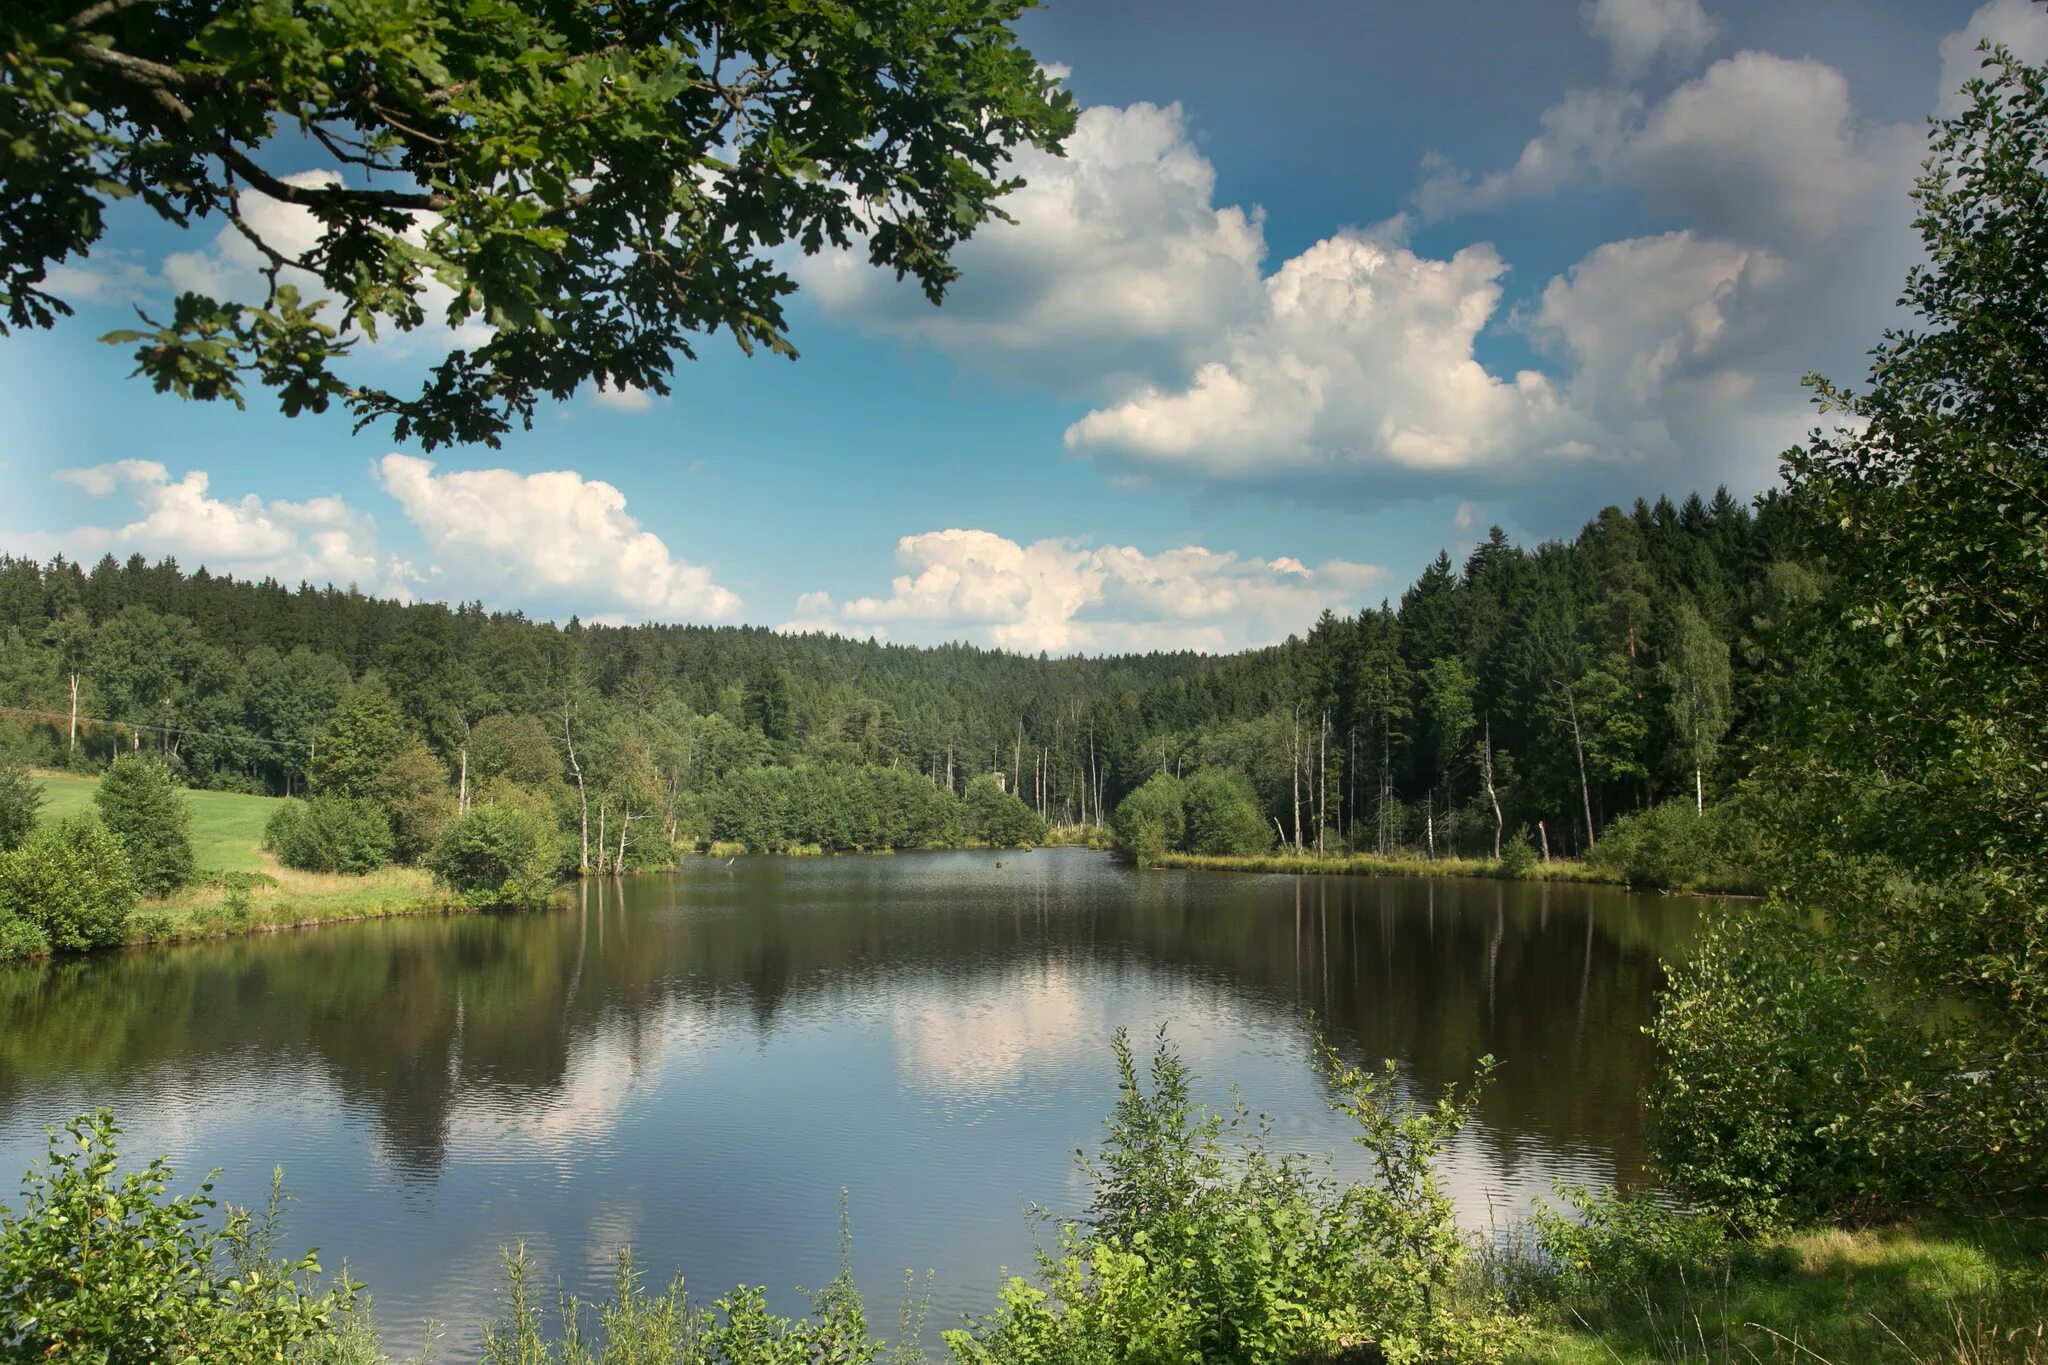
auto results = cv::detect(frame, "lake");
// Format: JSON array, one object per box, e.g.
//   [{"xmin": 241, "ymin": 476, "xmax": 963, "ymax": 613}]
[{"xmin": 0, "ymin": 849, "xmax": 1698, "ymax": 1355}]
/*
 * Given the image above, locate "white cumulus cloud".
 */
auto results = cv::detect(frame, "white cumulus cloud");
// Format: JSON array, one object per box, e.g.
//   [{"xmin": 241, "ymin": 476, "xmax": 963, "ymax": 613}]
[
  {"xmin": 46, "ymin": 461, "xmax": 411, "ymax": 593},
  {"xmin": 801, "ymin": 100, "xmax": 1266, "ymax": 395},
  {"xmin": 790, "ymin": 528, "xmax": 1383, "ymax": 654},
  {"xmin": 1064, "ymin": 235, "xmax": 1570, "ymax": 481},
  {"xmin": 375, "ymin": 455, "xmax": 740, "ymax": 623},
  {"xmin": 1583, "ymin": 0, "xmax": 1717, "ymax": 78}
]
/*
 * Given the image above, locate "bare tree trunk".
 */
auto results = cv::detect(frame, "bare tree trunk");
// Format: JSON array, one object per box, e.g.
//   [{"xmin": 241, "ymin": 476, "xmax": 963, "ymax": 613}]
[
  {"xmin": 1291, "ymin": 703, "xmax": 1302, "ymax": 854},
  {"xmin": 1561, "ymin": 683, "xmax": 1596, "ymax": 850},
  {"xmin": 1384, "ymin": 712, "xmax": 1395, "ymax": 856},
  {"xmin": 616, "ymin": 809, "xmax": 631, "ymax": 872},
  {"xmin": 564, "ymin": 699, "xmax": 590, "ymax": 876},
  {"xmin": 1538, "ymin": 819, "xmax": 1551, "ymax": 862},
  {"xmin": 1425, "ymin": 792, "xmax": 1436, "ymax": 859},
  {"xmin": 1695, "ymin": 762, "xmax": 1704, "ymax": 815},
  {"xmin": 67, "ymin": 673, "xmax": 78, "ymax": 754},
  {"xmin": 1089, "ymin": 729, "xmax": 1099, "ymax": 828},
  {"xmin": 1482, "ymin": 716, "xmax": 1503, "ymax": 860},
  {"xmin": 1318, "ymin": 710, "xmax": 1329, "ymax": 857},
  {"xmin": 458, "ymin": 747, "xmax": 469, "ymax": 815}
]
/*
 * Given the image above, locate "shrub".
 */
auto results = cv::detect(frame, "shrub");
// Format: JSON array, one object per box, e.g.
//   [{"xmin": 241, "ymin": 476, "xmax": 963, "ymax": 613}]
[
  {"xmin": 0, "ymin": 760, "xmax": 43, "ymax": 852},
  {"xmin": 1498, "ymin": 829, "xmax": 1538, "ymax": 879},
  {"xmin": 1531, "ymin": 1184, "xmax": 1728, "ymax": 1302},
  {"xmin": 1590, "ymin": 798, "xmax": 1758, "ymax": 891},
  {"xmin": 1649, "ymin": 903, "xmax": 1971, "ymax": 1230},
  {"xmin": 427, "ymin": 803, "xmax": 563, "ymax": 909},
  {"xmin": 1181, "ymin": 767, "xmax": 1271, "ymax": 856},
  {"xmin": 947, "ymin": 1031, "xmax": 1524, "ymax": 1365},
  {"xmin": 266, "ymin": 796, "xmax": 394, "ymax": 874},
  {"xmin": 963, "ymin": 773, "xmax": 1046, "ymax": 848},
  {"xmin": 0, "ymin": 814, "xmax": 137, "ymax": 951},
  {"xmin": 0, "ymin": 1112, "xmax": 362, "ymax": 1361},
  {"xmin": 0, "ymin": 913, "xmax": 50, "ymax": 961},
  {"xmin": 1110, "ymin": 773, "xmax": 1185, "ymax": 864},
  {"xmin": 93, "ymin": 754, "xmax": 195, "ymax": 896}
]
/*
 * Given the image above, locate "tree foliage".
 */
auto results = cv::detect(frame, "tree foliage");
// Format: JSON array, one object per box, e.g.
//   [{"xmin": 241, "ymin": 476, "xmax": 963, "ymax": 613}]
[
  {"xmin": 962, "ymin": 773, "xmax": 1044, "ymax": 848},
  {"xmin": 1653, "ymin": 41, "xmax": 2048, "ymax": 1221},
  {"xmin": 1181, "ymin": 767, "xmax": 1271, "ymax": 857},
  {"xmin": 0, "ymin": 759, "xmax": 44, "ymax": 851},
  {"xmin": 92, "ymin": 753, "xmax": 195, "ymax": 895},
  {"xmin": 2, "ymin": 0, "xmax": 1073, "ymax": 447}
]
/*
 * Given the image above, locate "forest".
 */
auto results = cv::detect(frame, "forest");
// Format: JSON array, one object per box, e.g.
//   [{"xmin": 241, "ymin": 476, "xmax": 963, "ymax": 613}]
[{"xmin": 0, "ymin": 482, "xmax": 1795, "ymax": 876}]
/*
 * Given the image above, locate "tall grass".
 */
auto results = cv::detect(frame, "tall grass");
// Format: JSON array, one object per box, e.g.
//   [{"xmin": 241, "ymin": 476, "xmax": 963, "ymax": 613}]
[{"xmin": 1147, "ymin": 849, "xmax": 1627, "ymax": 886}]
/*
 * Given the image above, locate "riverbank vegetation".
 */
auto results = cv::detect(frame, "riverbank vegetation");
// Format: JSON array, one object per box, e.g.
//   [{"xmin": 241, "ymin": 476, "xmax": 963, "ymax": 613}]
[{"xmin": 9, "ymin": 1034, "xmax": 2045, "ymax": 1364}]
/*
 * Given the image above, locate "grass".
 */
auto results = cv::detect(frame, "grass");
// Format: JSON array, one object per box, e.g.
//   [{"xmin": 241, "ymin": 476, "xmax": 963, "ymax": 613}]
[
  {"xmin": 1147, "ymin": 848, "xmax": 1626, "ymax": 886},
  {"xmin": 30, "ymin": 770, "xmax": 473, "ymax": 947},
  {"xmin": 1517, "ymin": 1222, "xmax": 2048, "ymax": 1364},
  {"xmin": 35, "ymin": 769, "xmax": 277, "ymax": 875}
]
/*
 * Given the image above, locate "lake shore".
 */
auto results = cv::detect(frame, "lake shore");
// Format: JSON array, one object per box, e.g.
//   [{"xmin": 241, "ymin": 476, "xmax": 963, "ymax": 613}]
[{"xmin": 1147, "ymin": 849, "xmax": 1760, "ymax": 896}]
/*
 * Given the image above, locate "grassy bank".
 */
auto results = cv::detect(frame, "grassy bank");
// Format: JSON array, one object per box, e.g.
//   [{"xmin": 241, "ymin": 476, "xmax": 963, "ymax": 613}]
[
  {"xmin": 1517, "ymin": 1220, "xmax": 2048, "ymax": 1363},
  {"xmin": 28, "ymin": 771, "xmax": 469, "ymax": 948},
  {"xmin": 1146, "ymin": 848, "xmax": 1764, "ymax": 896},
  {"xmin": 1148, "ymin": 849, "xmax": 1624, "ymax": 885}
]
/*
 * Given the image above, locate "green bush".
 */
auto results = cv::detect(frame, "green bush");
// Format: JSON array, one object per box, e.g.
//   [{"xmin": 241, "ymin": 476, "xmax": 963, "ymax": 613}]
[
  {"xmin": 0, "ymin": 1112, "xmax": 362, "ymax": 1362},
  {"xmin": 1531, "ymin": 1184, "xmax": 1728, "ymax": 1302},
  {"xmin": 1499, "ymin": 829, "xmax": 1538, "ymax": 879},
  {"xmin": 947, "ymin": 1031, "xmax": 1524, "ymax": 1365},
  {"xmin": 1589, "ymin": 798, "xmax": 1757, "ymax": 891},
  {"xmin": 0, "ymin": 813, "xmax": 137, "ymax": 951},
  {"xmin": 1649, "ymin": 904, "xmax": 1971, "ymax": 1230},
  {"xmin": 1110, "ymin": 772, "xmax": 1185, "ymax": 864},
  {"xmin": 427, "ymin": 803, "xmax": 564, "ymax": 909},
  {"xmin": 93, "ymin": 754, "xmax": 196, "ymax": 896},
  {"xmin": 265, "ymin": 796, "xmax": 394, "ymax": 874},
  {"xmin": 0, "ymin": 760, "xmax": 43, "ymax": 852},
  {"xmin": 1181, "ymin": 767, "xmax": 1271, "ymax": 856},
  {"xmin": 963, "ymin": 773, "xmax": 1046, "ymax": 847},
  {"xmin": 0, "ymin": 913, "xmax": 50, "ymax": 960}
]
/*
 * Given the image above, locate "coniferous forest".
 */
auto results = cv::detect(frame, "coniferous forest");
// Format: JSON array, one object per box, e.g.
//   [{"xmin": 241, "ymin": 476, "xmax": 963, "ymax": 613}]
[{"xmin": 0, "ymin": 483, "xmax": 1792, "ymax": 870}]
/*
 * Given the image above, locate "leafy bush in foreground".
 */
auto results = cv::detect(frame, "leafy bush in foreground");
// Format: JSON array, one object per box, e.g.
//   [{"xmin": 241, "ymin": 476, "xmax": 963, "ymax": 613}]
[
  {"xmin": 0, "ymin": 813, "xmax": 137, "ymax": 952},
  {"xmin": 427, "ymin": 803, "xmax": 564, "ymax": 909},
  {"xmin": 1650, "ymin": 903, "xmax": 1976, "ymax": 1230},
  {"xmin": 266, "ymin": 795, "xmax": 395, "ymax": 874},
  {"xmin": 946, "ymin": 1030, "xmax": 1524, "ymax": 1365},
  {"xmin": 0, "ymin": 1112, "xmax": 361, "ymax": 1362}
]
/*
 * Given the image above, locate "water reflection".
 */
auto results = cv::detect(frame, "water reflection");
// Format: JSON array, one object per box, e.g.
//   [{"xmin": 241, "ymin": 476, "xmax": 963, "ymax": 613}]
[{"xmin": 0, "ymin": 850, "xmax": 1697, "ymax": 1355}]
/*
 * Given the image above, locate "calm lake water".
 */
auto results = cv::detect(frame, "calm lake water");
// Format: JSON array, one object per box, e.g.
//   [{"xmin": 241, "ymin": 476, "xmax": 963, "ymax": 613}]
[{"xmin": 0, "ymin": 850, "xmax": 1698, "ymax": 1354}]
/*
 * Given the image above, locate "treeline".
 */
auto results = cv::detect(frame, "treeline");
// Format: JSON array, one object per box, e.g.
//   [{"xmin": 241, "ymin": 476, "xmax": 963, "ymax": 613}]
[{"xmin": 0, "ymin": 484, "xmax": 1805, "ymax": 864}]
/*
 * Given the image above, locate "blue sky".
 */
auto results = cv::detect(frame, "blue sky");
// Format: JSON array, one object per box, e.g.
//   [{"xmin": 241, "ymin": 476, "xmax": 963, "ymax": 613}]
[{"xmin": 1, "ymin": 0, "xmax": 2039, "ymax": 653}]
